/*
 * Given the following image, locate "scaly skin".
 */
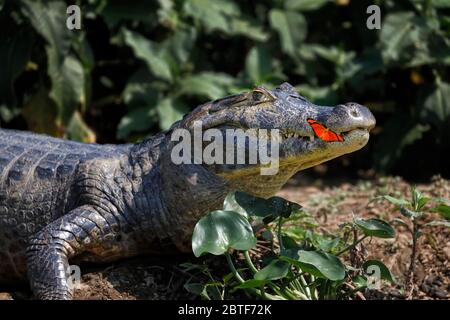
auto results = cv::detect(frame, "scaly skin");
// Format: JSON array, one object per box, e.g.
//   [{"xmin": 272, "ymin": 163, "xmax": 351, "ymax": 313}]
[{"xmin": 0, "ymin": 83, "xmax": 375, "ymax": 299}]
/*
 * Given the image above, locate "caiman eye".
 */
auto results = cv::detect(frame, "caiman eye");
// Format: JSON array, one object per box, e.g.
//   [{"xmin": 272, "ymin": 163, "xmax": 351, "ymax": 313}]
[
  {"xmin": 251, "ymin": 87, "xmax": 276, "ymax": 104},
  {"xmin": 252, "ymin": 90, "xmax": 265, "ymax": 101}
]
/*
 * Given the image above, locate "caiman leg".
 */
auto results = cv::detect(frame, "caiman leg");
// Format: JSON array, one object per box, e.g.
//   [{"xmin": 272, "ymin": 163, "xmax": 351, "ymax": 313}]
[{"xmin": 26, "ymin": 205, "xmax": 117, "ymax": 300}]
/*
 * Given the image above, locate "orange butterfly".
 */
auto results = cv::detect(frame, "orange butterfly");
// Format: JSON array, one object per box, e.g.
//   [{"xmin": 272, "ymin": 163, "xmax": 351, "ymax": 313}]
[{"xmin": 307, "ymin": 118, "xmax": 344, "ymax": 142}]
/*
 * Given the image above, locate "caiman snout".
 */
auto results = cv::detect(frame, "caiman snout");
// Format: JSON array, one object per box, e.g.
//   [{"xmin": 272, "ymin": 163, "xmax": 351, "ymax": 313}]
[{"xmin": 328, "ymin": 102, "xmax": 376, "ymax": 132}]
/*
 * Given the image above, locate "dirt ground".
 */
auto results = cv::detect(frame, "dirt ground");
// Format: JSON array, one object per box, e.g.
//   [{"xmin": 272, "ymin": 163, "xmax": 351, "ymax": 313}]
[{"xmin": 1, "ymin": 174, "xmax": 448, "ymax": 300}]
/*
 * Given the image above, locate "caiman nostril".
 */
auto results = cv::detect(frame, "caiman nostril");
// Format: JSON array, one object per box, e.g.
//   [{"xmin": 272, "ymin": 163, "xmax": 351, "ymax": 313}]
[{"xmin": 350, "ymin": 110, "xmax": 358, "ymax": 117}]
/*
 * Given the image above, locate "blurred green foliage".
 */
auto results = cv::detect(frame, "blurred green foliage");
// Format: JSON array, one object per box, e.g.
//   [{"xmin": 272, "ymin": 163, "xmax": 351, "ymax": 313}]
[{"xmin": 0, "ymin": 0, "xmax": 449, "ymax": 176}]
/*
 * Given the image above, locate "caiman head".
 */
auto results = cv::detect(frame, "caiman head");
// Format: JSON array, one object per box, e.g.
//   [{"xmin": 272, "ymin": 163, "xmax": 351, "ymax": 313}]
[
  {"xmin": 162, "ymin": 82, "xmax": 375, "ymax": 198},
  {"xmin": 158, "ymin": 82, "xmax": 375, "ymax": 249}
]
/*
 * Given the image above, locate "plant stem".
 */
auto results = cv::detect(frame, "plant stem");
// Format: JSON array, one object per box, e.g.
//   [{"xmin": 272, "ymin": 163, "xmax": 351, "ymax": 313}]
[
  {"xmin": 336, "ymin": 235, "xmax": 368, "ymax": 256},
  {"xmin": 225, "ymin": 252, "xmax": 246, "ymax": 284},
  {"xmin": 225, "ymin": 252, "xmax": 277, "ymax": 300},
  {"xmin": 277, "ymin": 216, "xmax": 283, "ymax": 254},
  {"xmin": 406, "ymin": 222, "xmax": 419, "ymax": 299},
  {"xmin": 244, "ymin": 251, "xmax": 258, "ymax": 274}
]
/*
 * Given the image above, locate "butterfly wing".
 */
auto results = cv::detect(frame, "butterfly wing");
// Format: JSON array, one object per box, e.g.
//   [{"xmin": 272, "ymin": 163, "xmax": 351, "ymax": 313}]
[{"xmin": 307, "ymin": 118, "xmax": 344, "ymax": 142}]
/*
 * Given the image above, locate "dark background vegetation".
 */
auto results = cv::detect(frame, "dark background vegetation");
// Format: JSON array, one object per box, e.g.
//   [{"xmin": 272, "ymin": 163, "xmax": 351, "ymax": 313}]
[{"xmin": 0, "ymin": 0, "xmax": 449, "ymax": 180}]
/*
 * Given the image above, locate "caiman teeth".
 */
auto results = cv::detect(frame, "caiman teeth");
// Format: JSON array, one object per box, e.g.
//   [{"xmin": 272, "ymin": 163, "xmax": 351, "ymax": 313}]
[{"xmin": 281, "ymin": 130, "xmax": 313, "ymax": 141}]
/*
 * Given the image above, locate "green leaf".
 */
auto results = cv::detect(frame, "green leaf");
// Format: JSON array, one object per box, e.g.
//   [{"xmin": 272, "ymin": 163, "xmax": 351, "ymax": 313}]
[
  {"xmin": 285, "ymin": 0, "xmax": 331, "ymax": 11},
  {"xmin": 352, "ymin": 275, "xmax": 367, "ymax": 288},
  {"xmin": 254, "ymin": 259, "xmax": 290, "ymax": 281},
  {"xmin": 269, "ymin": 9, "xmax": 307, "ymax": 58},
  {"xmin": 117, "ymin": 108, "xmax": 157, "ymax": 140},
  {"xmin": 224, "ymin": 191, "xmax": 301, "ymax": 221},
  {"xmin": 164, "ymin": 27, "xmax": 197, "ymax": 65},
  {"xmin": 400, "ymin": 207, "xmax": 423, "ymax": 220},
  {"xmin": 381, "ymin": 12, "xmax": 433, "ymax": 66},
  {"xmin": 229, "ymin": 17, "xmax": 268, "ymax": 41},
  {"xmin": 379, "ymin": 195, "xmax": 410, "ymax": 207},
  {"xmin": 65, "ymin": 111, "xmax": 96, "ymax": 143},
  {"xmin": 236, "ymin": 279, "xmax": 267, "ymax": 289},
  {"xmin": 281, "ymin": 250, "xmax": 346, "ymax": 281},
  {"xmin": 430, "ymin": 204, "xmax": 450, "ymax": 219},
  {"xmin": 183, "ymin": 0, "xmax": 239, "ymax": 33},
  {"xmin": 47, "ymin": 53, "xmax": 85, "ymax": 124},
  {"xmin": 245, "ymin": 46, "xmax": 272, "ymax": 84},
  {"xmin": 123, "ymin": 28, "xmax": 173, "ymax": 82},
  {"xmin": 363, "ymin": 260, "xmax": 396, "ymax": 284},
  {"xmin": 309, "ymin": 234, "xmax": 340, "ymax": 252},
  {"xmin": 421, "ymin": 81, "xmax": 450, "ymax": 130},
  {"xmin": 156, "ymin": 97, "xmax": 189, "ymax": 130},
  {"xmin": 179, "ymin": 72, "xmax": 234, "ymax": 100},
  {"xmin": 354, "ymin": 218, "xmax": 396, "ymax": 238},
  {"xmin": 21, "ymin": 0, "xmax": 71, "ymax": 65},
  {"xmin": 223, "ymin": 192, "xmax": 248, "ymax": 218},
  {"xmin": 192, "ymin": 210, "xmax": 256, "ymax": 257}
]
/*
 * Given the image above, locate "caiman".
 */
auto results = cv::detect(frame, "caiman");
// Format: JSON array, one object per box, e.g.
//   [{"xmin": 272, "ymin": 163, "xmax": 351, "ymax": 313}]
[{"xmin": 0, "ymin": 83, "xmax": 375, "ymax": 299}]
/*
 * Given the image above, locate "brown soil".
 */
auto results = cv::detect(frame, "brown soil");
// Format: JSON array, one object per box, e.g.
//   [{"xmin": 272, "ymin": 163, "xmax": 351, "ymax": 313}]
[{"xmin": 1, "ymin": 175, "xmax": 449, "ymax": 300}]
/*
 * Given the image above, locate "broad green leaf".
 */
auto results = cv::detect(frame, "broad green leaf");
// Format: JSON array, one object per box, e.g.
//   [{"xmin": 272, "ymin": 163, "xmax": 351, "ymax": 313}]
[
  {"xmin": 280, "ymin": 235, "xmax": 300, "ymax": 251},
  {"xmin": 164, "ymin": 27, "xmax": 197, "ymax": 65},
  {"xmin": 285, "ymin": 0, "xmax": 331, "ymax": 11},
  {"xmin": 156, "ymin": 97, "xmax": 189, "ymax": 130},
  {"xmin": 117, "ymin": 107, "xmax": 157, "ymax": 140},
  {"xmin": 21, "ymin": 0, "xmax": 71, "ymax": 65},
  {"xmin": 421, "ymin": 81, "xmax": 450, "ymax": 130},
  {"xmin": 245, "ymin": 46, "xmax": 272, "ymax": 84},
  {"xmin": 354, "ymin": 218, "xmax": 396, "ymax": 238},
  {"xmin": 65, "ymin": 111, "xmax": 96, "ymax": 143},
  {"xmin": 430, "ymin": 204, "xmax": 450, "ymax": 219},
  {"xmin": 363, "ymin": 260, "xmax": 396, "ymax": 283},
  {"xmin": 281, "ymin": 250, "xmax": 345, "ymax": 281},
  {"xmin": 123, "ymin": 29, "xmax": 173, "ymax": 82},
  {"xmin": 381, "ymin": 12, "xmax": 423, "ymax": 64},
  {"xmin": 230, "ymin": 17, "xmax": 268, "ymax": 41},
  {"xmin": 310, "ymin": 234, "xmax": 340, "ymax": 252},
  {"xmin": 225, "ymin": 191, "xmax": 301, "ymax": 220},
  {"xmin": 47, "ymin": 53, "xmax": 85, "ymax": 124},
  {"xmin": 254, "ymin": 260, "xmax": 290, "ymax": 281},
  {"xmin": 183, "ymin": 0, "xmax": 239, "ymax": 33},
  {"xmin": 295, "ymin": 85, "xmax": 339, "ymax": 105},
  {"xmin": 21, "ymin": 1, "xmax": 83, "ymax": 125},
  {"xmin": 179, "ymin": 72, "xmax": 234, "ymax": 100},
  {"xmin": 223, "ymin": 192, "xmax": 247, "ymax": 218},
  {"xmin": 236, "ymin": 279, "xmax": 267, "ymax": 289},
  {"xmin": 192, "ymin": 210, "xmax": 256, "ymax": 257},
  {"xmin": 269, "ymin": 9, "xmax": 307, "ymax": 58}
]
